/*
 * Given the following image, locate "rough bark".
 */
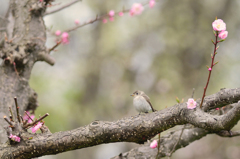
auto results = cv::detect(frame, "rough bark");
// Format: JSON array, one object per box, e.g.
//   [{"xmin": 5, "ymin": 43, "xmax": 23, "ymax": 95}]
[
  {"xmin": 0, "ymin": 88, "xmax": 240, "ymax": 158},
  {"xmin": 0, "ymin": 0, "xmax": 52, "ymax": 144}
]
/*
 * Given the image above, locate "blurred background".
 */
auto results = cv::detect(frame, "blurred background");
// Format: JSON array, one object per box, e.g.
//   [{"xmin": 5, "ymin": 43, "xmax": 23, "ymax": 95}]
[{"xmin": 2, "ymin": 0, "xmax": 240, "ymax": 158}]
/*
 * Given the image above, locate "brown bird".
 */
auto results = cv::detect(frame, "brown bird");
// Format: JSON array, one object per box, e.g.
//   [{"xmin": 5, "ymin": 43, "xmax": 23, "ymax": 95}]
[{"xmin": 130, "ymin": 90, "xmax": 155, "ymax": 114}]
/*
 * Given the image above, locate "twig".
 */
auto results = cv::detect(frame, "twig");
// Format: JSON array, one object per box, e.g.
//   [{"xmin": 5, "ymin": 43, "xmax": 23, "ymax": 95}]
[
  {"xmin": 14, "ymin": 97, "xmax": 21, "ymax": 123},
  {"xmin": 24, "ymin": 111, "xmax": 34, "ymax": 122},
  {"xmin": 168, "ymin": 125, "xmax": 186, "ymax": 157},
  {"xmin": 4, "ymin": 116, "xmax": 13, "ymax": 126},
  {"xmin": 62, "ymin": 1, "xmax": 150, "ymax": 33},
  {"xmin": 156, "ymin": 133, "xmax": 161, "ymax": 159},
  {"xmin": 23, "ymin": 113, "xmax": 49, "ymax": 128},
  {"xmin": 48, "ymin": 40, "xmax": 61, "ymax": 53},
  {"xmin": 44, "ymin": 0, "xmax": 81, "ymax": 16},
  {"xmin": 200, "ymin": 32, "xmax": 219, "ymax": 108},
  {"xmin": 9, "ymin": 107, "xmax": 14, "ymax": 122}
]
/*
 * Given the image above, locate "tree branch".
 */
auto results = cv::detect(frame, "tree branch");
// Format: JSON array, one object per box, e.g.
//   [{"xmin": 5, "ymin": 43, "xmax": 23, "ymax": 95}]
[
  {"xmin": 1, "ymin": 88, "xmax": 240, "ymax": 158},
  {"xmin": 44, "ymin": 0, "xmax": 81, "ymax": 16}
]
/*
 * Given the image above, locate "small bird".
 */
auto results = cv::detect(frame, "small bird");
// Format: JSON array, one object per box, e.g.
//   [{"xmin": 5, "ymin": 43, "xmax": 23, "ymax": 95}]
[{"xmin": 130, "ymin": 90, "xmax": 155, "ymax": 114}]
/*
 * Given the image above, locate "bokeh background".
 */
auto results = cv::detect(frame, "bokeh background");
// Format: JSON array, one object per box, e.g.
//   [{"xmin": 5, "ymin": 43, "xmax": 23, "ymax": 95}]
[{"xmin": 2, "ymin": 0, "xmax": 240, "ymax": 158}]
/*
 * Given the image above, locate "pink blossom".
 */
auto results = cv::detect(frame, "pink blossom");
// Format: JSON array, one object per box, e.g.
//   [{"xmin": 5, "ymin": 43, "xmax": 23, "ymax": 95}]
[
  {"xmin": 118, "ymin": 12, "xmax": 124, "ymax": 16},
  {"xmin": 109, "ymin": 17, "xmax": 114, "ymax": 22},
  {"xmin": 55, "ymin": 30, "xmax": 61, "ymax": 36},
  {"xmin": 208, "ymin": 68, "xmax": 212, "ymax": 71},
  {"xmin": 149, "ymin": 0, "xmax": 155, "ymax": 8},
  {"xmin": 129, "ymin": 3, "xmax": 144, "ymax": 16},
  {"xmin": 23, "ymin": 111, "xmax": 35, "ymax": 123},
  {"xmin": 218, "ymin": 30, "xmax": 228, "ymax": 39},
  {"xmin": 23, "ymin": 111, "xmax": 30, "ymax": 120},
  {"xmin": 212, "ymin": 19, "xmax": 226, "ymax": 31},
  {"xmin": 39, "ymin": 0, "xmax": 43, "ymax": 2},
  {"xmin": 102, "ymin": 18, "xmax": 108, "ymax": 23},
  {"xmin": 9, "ymin": 134, "xmax": 21, "ymax": 142},
  {"xmin": 109, "ymin": 10, "xmax": 115, "ymax": 17},
  {"xmin": 150, "ymin": 140, "xmax": 158, "ymax": 149},
  {"xmin": 61, "ymin": 32, "xmax": 69, "ymax": 44},
  {"xmin": 187, "ymin": 98, "xmax": 197, "ymax": 109},
  {"xmin": 31, "ymin": 122, "xmax": 43, "ymax": 133},
  {"xmin": 75, "ymin": 19, "xmax": 80, "ymax": 25},
  {"xmin": 216, "ymin": 108, "xmax": 220, "ymax": 110}
]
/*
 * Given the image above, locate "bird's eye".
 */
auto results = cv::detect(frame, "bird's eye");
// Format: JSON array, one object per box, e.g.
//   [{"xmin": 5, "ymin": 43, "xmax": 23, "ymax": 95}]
[{"xmin": 136, "ymin": 92, "xmax": 138, "ymax": 95}]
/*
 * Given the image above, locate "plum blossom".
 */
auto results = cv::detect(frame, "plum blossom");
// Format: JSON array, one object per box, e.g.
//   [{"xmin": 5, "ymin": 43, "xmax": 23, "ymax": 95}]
[
  {"xmin": 149, "ymin": 0, "xmax": 155, "ymax": 8},
  {"xmin": 218, "ymin": 30, "xmax": 228, "ymax": 39},
  {"xmin": 129, "ymin": 3, "xmax": 144, "ymax": 16},
  {"xmin": 9, "ymin": 134, "xmax": 21, "ymax": 142},
  {"xmin": 212, "ymin": 19, "xmax": 226, "ymax": 31},
  {"xmin": 187, "ymin": 98, "xmax": 197, "ymax": 109},
  {"xmin": 61, "ymin": 32, "xmax": 69, "ymax": 44},
  {"xmin": 75, "ymin": 19, "xmax": 80, "ymax": 25},
  {"xmin": 31, "ymin": 122, "xmax": 43, "ymax": 133},
  {"xmin": 109, "ymin": 10, "xmax": 115, "ymax": 17},
  {"xmin": 102, "ymin": 18, "xmax": 107, "ymax": 23},
  {"xmin": 150, "ymin": 140, "xmax": 158, "ymax": 149},
  {"xmin": 55, "ymin": 30, "xmax": 61, "ymax": 36},
  {"xmin": 118, "ymin": 12, "xmax": 124, "ymax": 16},
  {"xmin": 23, "ymin": 111, "xmax": 35, "ymax": 123},
  {"xmin": 109, "ymin": 17, "xmax": 114, "ymax": 22}
]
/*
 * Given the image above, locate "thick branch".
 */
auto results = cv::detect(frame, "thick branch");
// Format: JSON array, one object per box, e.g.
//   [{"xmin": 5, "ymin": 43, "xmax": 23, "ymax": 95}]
[{"xmin": 1, "ymin": 88, "xmax": 240, "ymax": 158}]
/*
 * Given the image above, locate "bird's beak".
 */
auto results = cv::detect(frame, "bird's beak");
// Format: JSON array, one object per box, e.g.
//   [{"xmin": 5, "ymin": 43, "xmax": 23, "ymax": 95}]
[{"xmin": 130, "ymin": 94, "xmax": 134, "ymax": 97}]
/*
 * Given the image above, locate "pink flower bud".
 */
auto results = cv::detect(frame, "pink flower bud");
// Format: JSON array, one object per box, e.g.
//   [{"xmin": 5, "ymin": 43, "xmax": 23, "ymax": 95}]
[
  {"xmin": 109, "ymin": 10, "xmax": 115, "ymax": 17},
  {"xmin": 75, "ymin": 19, "xmax": 80, "ymax": 25},
  {"xmin": 9, "ymin": 134, "xmax": 21, "ymax": 142},
  {"xmin": 150, "ymin": 140, "xmax": 158, "ymax": 149},
  {"xmin": 102, "ymin": 18, "xmax": 107, "ymax": 24},
  {"xmin": 218, "ymin": 30, "xmax": 228, "ymax": 39},
  {"xmin": 208, "ymin": 68, "xmax": 212, "ymax": 71},
  {"xmin": 118, "ymin": 12, "xmax": 124, "ymax": 17},
  {"xmin": 109, "ymin": 17, "xmax": 114, "ymax": 22},
  {"xmin": 55, "ymin": 30, "xmax": 61, "ymax": 36},
  {"xmin": 61, "ymin": 32, "xmax": 69, "ymax": 44},
  {"xmin": 149, "ymin": 0, "xmax": 155, "ymax": 8}
]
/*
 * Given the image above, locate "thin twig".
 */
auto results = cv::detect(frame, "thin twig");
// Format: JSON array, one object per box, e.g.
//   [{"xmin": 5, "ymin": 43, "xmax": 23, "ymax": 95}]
[
  {"xmin": 4, "ymin": 116, "xmax": 13, "ymax": 126},
  {"xmin": 62, "ymin": 1, "xmax": 150, "ymax": 33},
  {"xmin": 14, "ymin": 97, "xmax": 21, "ymax": 123},
  {"xmin": 23, "ymin": 113, "xmax": 49, "ymax": 128},
  {"xmin": 24, "ymin": 111, "xmax": 34, "ymax": 122},
  {"xmin": 200, "ymin": 32, "xmax": 219, "ymax": 108},
  {"xmin": 48, "ymin": 40, "xmax": 61, "ymax": 53},
  {"xmin": 9, "ymin": 107, "xmax": 14, "ymax": 122},
  {"xmin": 168, "ymin": 125, "xmax": 186, "ymax": 157},
  {"xmin": 156, "ymin": 133, "xmax": 161, "ymax": 159},
  {"xmin": 44, "ymin": 0, "xmax": 81, "ymax": 16}
]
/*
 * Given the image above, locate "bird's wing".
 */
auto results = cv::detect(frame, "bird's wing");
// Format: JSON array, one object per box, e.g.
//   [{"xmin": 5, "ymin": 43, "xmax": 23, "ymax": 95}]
[{"xmin": 142, "ymin": 94, "xmax": 155, "ymax": 112}]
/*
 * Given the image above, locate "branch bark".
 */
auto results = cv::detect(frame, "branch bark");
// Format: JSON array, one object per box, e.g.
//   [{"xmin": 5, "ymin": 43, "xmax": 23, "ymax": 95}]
[{"xmin": 1, "ymin": 88, "xmax": 240, "ymax": 158}]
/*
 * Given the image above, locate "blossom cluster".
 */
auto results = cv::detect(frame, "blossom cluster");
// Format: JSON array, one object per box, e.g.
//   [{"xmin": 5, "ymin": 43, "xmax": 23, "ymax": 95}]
[
  {"xmin": 9, "ymin": 134, "xmax": 21, "ymax": 142},
  {"xmin": 103, "ymin": 0, "xmax": 155, "ymax": 23},
  {"xmin": 212, "ymin": 19, "xmax": 228, "ymax": 39}
]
